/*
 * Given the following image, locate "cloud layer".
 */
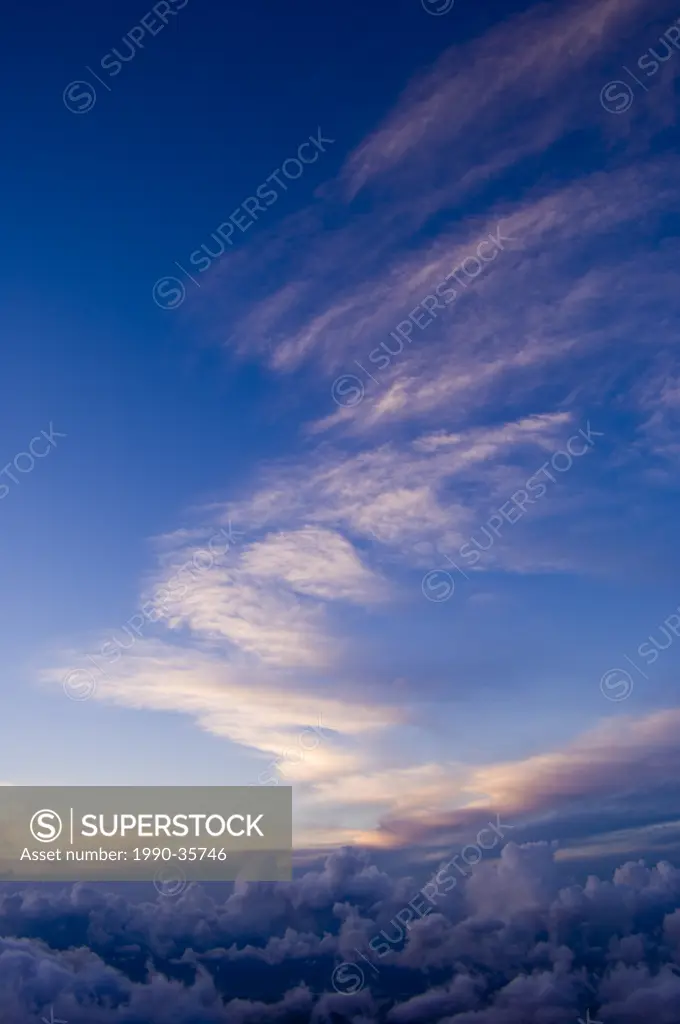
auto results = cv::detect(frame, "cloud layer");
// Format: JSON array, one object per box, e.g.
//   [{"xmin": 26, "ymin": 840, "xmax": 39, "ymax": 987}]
[{"xmin": 2, "ymin": 842, "xmax": 680, "ymax": 1022}]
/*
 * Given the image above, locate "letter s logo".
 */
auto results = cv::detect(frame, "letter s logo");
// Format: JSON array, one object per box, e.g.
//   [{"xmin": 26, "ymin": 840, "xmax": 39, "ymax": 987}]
[{"xmin": 30, "ymin": 809, "xmax": 63, "ymax": 843}]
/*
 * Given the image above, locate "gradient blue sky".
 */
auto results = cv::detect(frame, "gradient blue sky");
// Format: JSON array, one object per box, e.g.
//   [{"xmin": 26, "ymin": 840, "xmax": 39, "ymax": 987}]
[{"xmin": 3, "ymin": 0, "xmax": 680, "ymax": 862}]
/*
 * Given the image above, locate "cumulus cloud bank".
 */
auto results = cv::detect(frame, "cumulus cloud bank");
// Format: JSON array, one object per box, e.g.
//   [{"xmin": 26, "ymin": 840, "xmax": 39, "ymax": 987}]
[{"xmin": 2, "ymin": 843, "xmax": 680, "ymax": 1022}]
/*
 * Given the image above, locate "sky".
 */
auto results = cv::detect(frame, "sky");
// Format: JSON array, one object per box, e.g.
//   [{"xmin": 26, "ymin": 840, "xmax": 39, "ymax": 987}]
[
  {"xmin": 3, "ymin": 0, "xmax": 680, "ymax": 1015},
  {"xmin": 3, "ymin": 0, "xmax": 680, "ymax": 853}
]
